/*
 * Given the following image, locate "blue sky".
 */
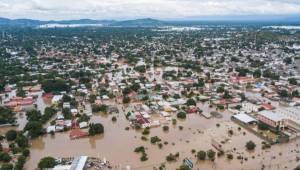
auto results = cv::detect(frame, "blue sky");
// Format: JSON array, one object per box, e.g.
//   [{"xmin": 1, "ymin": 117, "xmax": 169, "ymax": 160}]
[{"xmin": 0, "ymin": 0, "xmax": 300, "ymax": 20}]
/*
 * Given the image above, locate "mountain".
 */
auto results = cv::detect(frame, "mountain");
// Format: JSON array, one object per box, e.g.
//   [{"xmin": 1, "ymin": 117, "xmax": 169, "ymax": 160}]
[
  {"xmin": 110, "ymin": 18, "xmax": 166, "ymax": 27},
  {"xmin": 0, "ymin": 18, "xmax": 116, "ymax": 27},
  {"xmin": 0, "ymin": 16, "xmax": 300, "ymax": 27},
  {"xmin": 0, "ymin": 18, "xmax": 165, "ymax": 27},
  {"xmin": 0, "ymin": 18, "xmax": 44, "ymax": 26}
]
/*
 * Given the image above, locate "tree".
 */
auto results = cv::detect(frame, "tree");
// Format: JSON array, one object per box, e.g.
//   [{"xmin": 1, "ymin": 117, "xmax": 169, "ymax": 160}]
[
  {"xmin": 0, "ymin": 152, "xmax": 11, "ymax": 162},
  {"xmin": 292, "ymin": 90, "xmax": 299, "ymax": 98},
  {"xmin": 0, "ymin": 107, "xmax": 16, "ymax": 125},
  {"xmin": 16, "ymin": 135, "xmax": 29, "ymax": 148},
  {"xmin": 207, "ymin": 149, "xmax": 216, "ymax": 161},
  {"xmin": 288, "ymin": 78, "xmax": 298, "ymax": 85},
  {"xmin": 38, "ymin": 157, "xmax": 56, "ymax": 169},
  {"xmin": 223, "ymin": 91, "xmax": 232, "ymax": 99},
  {"xmin": 5, "ymin": 130, "xmax": 17, "ymax": 141},
  {"xmin": 14, "ymin": 156, "xmax": 26, "ymax": 170},
  {"xmin": 26, "ymin": 109, "xmax": 42, "ymax": 122},
  {"xmin": 42, "ymin": 79, "xmax": 70, "ymax": 93},
  {"xmin": 62, "ymin": 108, "xmax": 72, "ymax": 119},
  {"xmin": 16, "ymin": 88, "xmax": 26, "ymax": 97},
  {"xmin": 283, "ymin": 57, "xmax": 292, "ymax": 64},
  {"xmin": 227, "ymin": 154, "xmax": 234, "ymax": 160},
  {"xmin": 0, "ymin": 163, "xmax": 13, "ymax": 170},
  {"xmin": 236, "ymin": 67, "xmax": 249, "ymax": 77},
  {"xmin": 89, "ymin": 123, "xmax": 104, "ymax": 136},
  {"xmin": 131, "ymin": 83, "xmax": 141, "ymax": 91},
  {"xmin": 178, "ymin": 165, "xmax": 190, "ymax": 170},
  {"xmin": 197, "ymin": 150, "xmax": 206, "ymax": 160},
  {"xmin": 246, "ymin": 141, "xmax": 256, "ymax": 150},
  {"xmin": 123, "ymin": 96, "xmax": 131, "ymax": 104},
  {"xmin": 186, "ymin": 98, "xmax": 196, "ymax": 106},
  {"xmin": 253, "ymin": 69, "xmax": 261, "ymax": 78},
  {"xmin": 154, "ymin": 84, "xmax": 161, "ymax": 91},
  {"xmin": 216, "ymin": 86, "xmax": 225, "ymax": 93},
  {"xmin": 24, "ymin": 121, "xmax": 43, "ymax": 138},
  {"xmin": 279, "ymin": 89, "xmax": 289, "ymax": 98},
  {"xmin": 177, "ymin": 112, "xmax": 187, "ymax": 119}
]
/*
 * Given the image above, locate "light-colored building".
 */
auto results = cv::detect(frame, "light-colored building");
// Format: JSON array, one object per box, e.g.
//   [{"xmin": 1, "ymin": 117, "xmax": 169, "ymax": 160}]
[
  {"xmin": 257, "ymin": 110, "xmax": 284, "ymax": 128},
  {"xmin": 276, "ymin": 107, "xmax": 300, "ymax": 131},
  {"xmin": 242, "ymin": 102, "xmax": 259, "ymax": 113}
]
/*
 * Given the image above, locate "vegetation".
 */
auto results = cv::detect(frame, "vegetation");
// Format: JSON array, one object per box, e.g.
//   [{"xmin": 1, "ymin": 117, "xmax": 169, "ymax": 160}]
[
  {"xmin": 177, "ymin": 112, "xmax": 187, "ymax": 119},
  {"xmin": 246, "ymin": 141, "xmax": 256, "ymax": 150},
  {"xmin": 0, "ymin": 107, "xmax": 16, "ymax": 125},
  {"xmin": 166, "ymin": 152, "xmax": 179, "ymax": 162},
  {"xmin": 89, "ymin": 123, "xmax": 104, "ymax": 136},
  {"xmin": 38, "ymin": 157, "xmax": 56, "ymax": 169},
  {"xmin": 207, "ymin": 149, "xmax": 216, "ymax": 161},
  {"xmin": 197, "ymin": 150, "xmax": 206, "ymax": 160}
]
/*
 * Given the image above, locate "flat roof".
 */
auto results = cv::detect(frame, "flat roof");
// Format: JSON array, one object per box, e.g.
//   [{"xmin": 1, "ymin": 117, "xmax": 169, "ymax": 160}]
[
  {"xmin": 70, "ymin": 156, "xmax": 88, "ymax": 170},
  {"xmin": 233, "ymin": 113, "xmax": 257, "ymax": 123},
  {"xmin": 258, "ymin": 110, "xmax": 283, "ymax": 122}
]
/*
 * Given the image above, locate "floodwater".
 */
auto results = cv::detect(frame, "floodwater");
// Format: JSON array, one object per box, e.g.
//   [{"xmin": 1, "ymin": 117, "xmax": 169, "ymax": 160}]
[{"xmin": 25, "ymin": 102, "xmax": 300, "ymax": 170}]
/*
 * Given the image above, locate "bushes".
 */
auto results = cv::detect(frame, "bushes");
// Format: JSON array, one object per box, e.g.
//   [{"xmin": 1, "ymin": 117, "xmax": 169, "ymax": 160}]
[
  {"xmin": 134, "ymin": 146, "xmax": 145, "ymax": 153},
  {"xmin": 14, "ymin": 156, "xmax": 26, "ymax": 170},
  {"xmin": 24, "ymin": 121, "xmax": 43, "ymax": 138},
  {"xmin": 42, "ymin": 107, "xmax": 56, "ymax": 123},
  {"xmin": 207, "ymin": 149, "xmax": 216, "ymax": 161},
  {"xmin": 88, "ymin": 123, "xmax": 104, "ymax": 136},
  {"xmin": 150, "ymin": 136, "xmax": 161, "ymax": 144},
  {"xmin": 5, "ymin": 130, "xmax": 17, "ymax": 141},
  {"xmin": 166, "ymin": 152, "xmax": 179, "ymax": 162},
  {"xmin": 197, "ymin": 150, "xmax": 206, "ymax": 160},
  {"xmin": 123, "ymin": 96, "xmax": 131, "ymax": 104},
  {"xmin": 246, "ymin": 141, "xmax": 256, "ymax": 150},
  {"xmin": 92, "ymin": 104, "xmax": 108, "ymax": 113},
  {"xmin": 0, "ymin": 163, "xmax": 13, "ymax": 170},
  {"xmin": 0, "ymin": 152, "xmax": 11, "ymax": 162},
  {"xmin": 186, "ymin": 98, "xmax": 196, "ymax": 106},
  {"xmin": 177, "ymin": 112, "xmax": 186, "ymax": 119},
  {"xmin": 142, "ymin": 127, "xmax": 150, "ymax": 135},
  {"xmin": 162, "ymin": 126, "xmax": 169, "ymax": 132},
  {"xmin": 258, "ymin": 122, "xmax": 269, "ymax": 130},
  {"xmin": 42, "ymin": 79, "xmax": 70, "ymax": 93},
  {"xmin": 111, "ymin": 116, "xmax": 117, "ymax": 122},
  {"xmin": 38, "ymin": 157, "xmax": 56, "ymax": 169},
  {"xmin": 134, "ymin": 146, "xmax": 148, "ymax": 162},
  {"xmin": 16, "ymin": 134, "xmax": 29, "ymax": 148},
  {"xmin": 0, "ymin": 107, "xmax": 16, "ymax": 125},
  {"xmin": 227, "ymin": 154, "xmax": 234, "ymax": 160}
]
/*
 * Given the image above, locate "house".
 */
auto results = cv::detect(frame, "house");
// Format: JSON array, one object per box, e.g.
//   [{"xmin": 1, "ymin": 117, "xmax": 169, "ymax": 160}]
[
  {"xmin": 63, "ymin": 102, "xmax": 71, "ymax": 109},
  {"xmin": 257, "ymin": 110, "xmax": 284, "ymax": 128},
  {"xmin": 276, "ymin": 106, "xmax": 300, "ymax": 131},
  {"xmin": 261, "ymin": 103, "xmax": 275, "ymax": 110},
  {"xmin": 47, "ymin": 126, "xmax": 56, "ymax": 133},
  {"xmin": 79, "ymin": 122, "xmax": 88, "ymax": 129},
  {"xmin": 232, "ymin": 113, "xmax": 257, "ymax": 124},
  {"xmin": 242, "ymin": 102, "xmax": 259, "ymax": 113},
  {"xmin": 52, "ymin": 95, "xmax": 63, "ymax": 104},
  {"xmin": 160, "ymin": 111, "xmax": 170, "ymax": 117}
]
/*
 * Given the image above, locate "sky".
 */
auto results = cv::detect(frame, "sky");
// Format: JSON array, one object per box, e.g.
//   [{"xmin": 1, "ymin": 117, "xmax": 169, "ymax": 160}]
[{"xmin": 0, "ymin": 0, "xmax": 300, "ymax": 20}]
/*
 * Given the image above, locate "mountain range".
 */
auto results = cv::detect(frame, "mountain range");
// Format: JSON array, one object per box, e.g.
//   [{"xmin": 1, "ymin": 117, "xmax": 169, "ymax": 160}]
[{"xmin": 0, "ymin": 16, "xmax": 300, "ymax": 27}]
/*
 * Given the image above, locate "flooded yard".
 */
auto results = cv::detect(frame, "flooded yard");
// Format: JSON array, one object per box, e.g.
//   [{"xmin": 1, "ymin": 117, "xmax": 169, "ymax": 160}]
[{"xmin": 24, "ymin": 104, "xmax": 300, "ymax": 170}]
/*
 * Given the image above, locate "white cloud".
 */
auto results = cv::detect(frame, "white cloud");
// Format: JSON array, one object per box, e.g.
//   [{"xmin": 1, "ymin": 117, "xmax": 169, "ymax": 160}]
[{"xmin": 0, "ymin": 0, "xmax": 299, "ymax": 20}]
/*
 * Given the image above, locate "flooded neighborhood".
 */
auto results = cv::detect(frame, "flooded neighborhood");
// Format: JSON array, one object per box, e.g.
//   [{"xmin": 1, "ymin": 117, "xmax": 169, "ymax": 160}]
[{"xmin": 0, "ymin": 11, "xmax": 300, "ymax": 170}]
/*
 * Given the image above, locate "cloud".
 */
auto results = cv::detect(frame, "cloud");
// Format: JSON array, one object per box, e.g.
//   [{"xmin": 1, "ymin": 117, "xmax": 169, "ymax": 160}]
[{"xmin": 0, "ymin": 0, "xmax": 299, "ymax": 20}]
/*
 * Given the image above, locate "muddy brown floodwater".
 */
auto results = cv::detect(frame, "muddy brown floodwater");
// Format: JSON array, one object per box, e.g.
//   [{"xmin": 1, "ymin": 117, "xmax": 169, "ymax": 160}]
[{"xmin": 25, "ymin": 103, "xmax": 300, "ymax": 170}]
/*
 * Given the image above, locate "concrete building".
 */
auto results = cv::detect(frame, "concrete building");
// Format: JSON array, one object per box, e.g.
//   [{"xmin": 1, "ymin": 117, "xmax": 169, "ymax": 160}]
[
  {"xmin": 257, "ymin": 110, "xmax": 284, "ymax": 128},
  {"xmin": 242, "ymin": 102, "xmax": 259, "ymax": 113},
  {"xmin": 276, "ymin": 107, "xmax": 300, "ymax": 131}
]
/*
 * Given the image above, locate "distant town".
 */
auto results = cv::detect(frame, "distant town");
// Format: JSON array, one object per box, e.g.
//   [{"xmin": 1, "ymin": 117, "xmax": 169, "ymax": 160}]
[{"xmin": 0, "ymin": 20, "xmax": 300, "ymax": 170}]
